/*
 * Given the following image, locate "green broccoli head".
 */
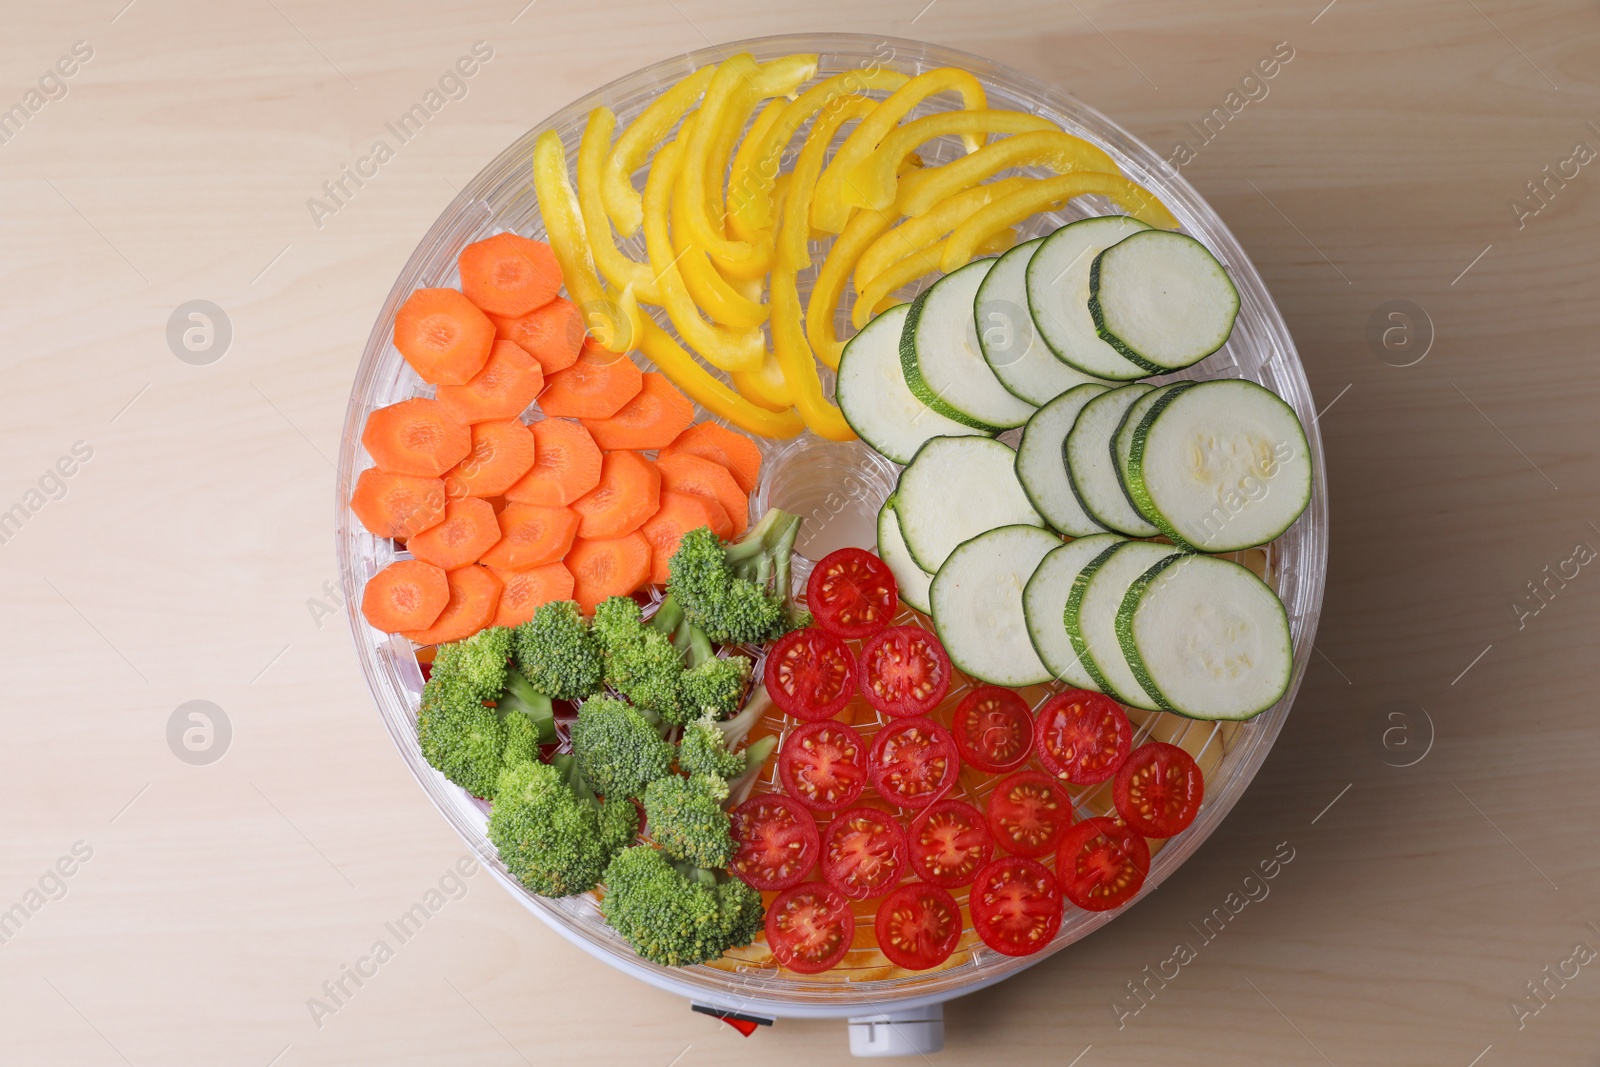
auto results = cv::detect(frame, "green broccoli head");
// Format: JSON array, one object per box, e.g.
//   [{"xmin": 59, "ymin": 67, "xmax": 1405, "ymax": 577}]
[
  {"xmin": 514, "ymin": 601, "xmax": 604, "ymax": 701},
  {"xmin": 642, "ymin": 774, "xmax": 733, "ymax": 868},
  {"xmin": 600, "ymin": 846, "xmax": 765, "ymax": 967},
  {"xmin": 679, "ymin": 655, "xmax": 752, "ymax": 720},
  {"xmin": 488, "ymin": 757, "xmax": 637, "ymax": 897},
  {"xmin": 417, "ymin": 676, "xmax": 506, "ymax": 799},
  {"xmin": 569, "ymin": 696, "xmax": 673, "ymax": 800},
  {"xmin": 674, "ymin": 687, "xmax": 780, "ymax": 787},
  {"xmin": 591, "ymin": 596, "xmax": 694, "ymax": 724},
  {"xmin": 429, "ymin": 626, "xmax": 513, "ymax": 702},
  {"xmin": 666, "ymin": 511, "xmax": 806, "ymax": 646}
]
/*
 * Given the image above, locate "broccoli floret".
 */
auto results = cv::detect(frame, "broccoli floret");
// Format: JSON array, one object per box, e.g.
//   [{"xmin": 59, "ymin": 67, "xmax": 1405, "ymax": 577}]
[
  {"xmin": 676, "ymin": 687, "xmax": 780, "ymax": 793},
  {"xmin": 666, "ymin": 509, "xmax": 808, "ymax": 645},
  {"xmin": 643, "ymin": 774, "xmax": 733, "ymax": 868},
  {"xmin": 514, "ymin": 600, "xmax": 604, "ymax": 701},
  {"xmin": 679, "ymin": 656, "xmax": 752, "ymax": 721},
  {"xmin": 591, "ymin": 595, "xmax": 752, "ymax": 725},
  {"xmin": 489, "ymin": 756, "xmax": 638, "ymax": 897},
  {"xmin": 569, "ymin": 696, "xmax": 673, "ymax": 800},
  {"xmin": 599, "ymin": 846, "xmax": 765, "ymax": 967},
  {"xmin": 430, "ymin": 626, "xmax": 515, "ymax": 701}
]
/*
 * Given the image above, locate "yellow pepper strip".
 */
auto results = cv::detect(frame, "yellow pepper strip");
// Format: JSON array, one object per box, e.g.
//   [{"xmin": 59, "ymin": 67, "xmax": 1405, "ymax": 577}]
[
  {"xmin": 780, "ymin": 95, "xmax": 879, "ymax": 271},
  {"xmin": 725, "ymin": 99, "xmax": 789, "ymax": 244},
  {"xmin": 746, "ymin": 52, "xmax": 820, "ymax": 97},
  {"xmin": 577, "ymin": 107, "xmax": 661, "ymax": 303},
  {"xmin": 896, "ymin": 130, "xmax": 1121, "ymax": 219},
  {"xmin": 812, "ymin": 67, "xmax": 988, "ymax": 235},
  {"xmin": 855, "ymin": 176, "xmax": 1035, "ymax": 292},
  {"xmin": 601, "ymin": 65, "xmax": 713, "ymax": 238},
  {"xmin": 665, "ymin": 112, "xmax": 769, "ymax": 328},
  {"xmin": 854, "ymin": 229, "xmax": 1019, "ymax": 327},
  {"xmin": 941, "ymin": 173, "xmax": 1180, "ymax": 272},
  {"xmin": 638, "ymin": 320, "xmax": 805, "ymax": 438},
  {"xmin": 843, "ymin": 110, "xmax": 1057, "ymax": 214},
  {"xmin": 730, "ymin": 353, "xmax": 794, "ymax": 412},
  {"xmin": 805, "ymin": 203, "xmax": 897, "ymax": 369},
  {"xmin": 643, "ymin": 140, "xmax": 765, "ymax": 371}
]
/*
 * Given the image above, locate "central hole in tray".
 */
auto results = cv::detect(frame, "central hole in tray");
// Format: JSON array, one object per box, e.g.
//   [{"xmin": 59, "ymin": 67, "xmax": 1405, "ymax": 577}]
[{"xmin": 754, "ymin": 438, "xmax": 898, "ymax": 563}]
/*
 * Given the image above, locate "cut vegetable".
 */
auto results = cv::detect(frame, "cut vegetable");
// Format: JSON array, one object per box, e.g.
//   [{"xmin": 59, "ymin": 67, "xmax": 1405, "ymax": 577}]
[
  {"xmin": 900, "ymin": 260, "xmax": 1035, "ymax": 431},
  {"xmin": 1112, "ymin": 382, "xmax": 1193, "ymax": 523},
  {"xmin": 361, "ymin": 559, "xmax": 448, "ymax": 633},
  {"xmin": 1015, "ymin": 383, "xmax": 1111, "ymax": 537},
  {"xmin": 489, "ymin": 296, "xmax": 584, "ymax": 374},
  {"xmin": 928, "ymin": 524, "xmax": 1061, "ymax": 687},
  {"xmin": 489, "ymin": 562, "xmax": 575, "ymax": 628},
  {"xmin": 1064, "ymin": 384, "xmax": 1160, "ymax": 537},
  {"xmin": 570, "ymin": 451, "xmax": 660, "ymax": 539},
  {"xmin": 876, "ymin": 497, "xmax": 934, "ymax": 614},
  {"xmin": 1025, "ymin": 216, "xmax": 1151, "ymax": 380},
  {"xmin": 505, "ymin": 419, "xmax": 603, "ymax": 507},
  {"xmin": 895, "ymin": 436, "xmax": 1044, "ymax": 573},
  {"xmin": 1022, "ymin": 533, "xmax": 1124, "ymax": 690},
  {"xmin": 442, "ymin": 419, "xmax": 537, "ymax": 499},
  {"xmin": 581, "ymin": 372, "xmax": 695, "ymax": 451},
  {"xmin": 1064, "ymin": 540, "xmax": 1181, "ymax": 710},
  {"xmin": 659, "ymin": 422, "xmax": 762, "ymax": 494},
  {"xmin": 393, "ymin": 288, "xmax": 495, "ymax": 386},
  {"xmin": 435, "ymin": 340, "xmax": 544, "ymax": 424},
  {"xmin": 1088, "ymin": 230, "xmax": 1239, "ymax": 373},
  {"xmin": 640, "ymin": 489, "xmax": 732, "ymax": 583},
  {"xmin": 654, "ymin": 452, "xmax": 748, "ymax": 538},
  {"xmin": 402, "ymin": 564, "xmax": 502, "ymax": 645},
  {"xmin": 975, "ymin": 238, "xmax": 1109, "ymax": 405},
  {"xmin": 538, "ymin": 344, "xmax": 645, "ymax": 419},
  {"xmin": 458, "ymin": 232, "xmax": 562, "ymax": 317},
  {"xmin": 1117, "ymin": 552, "xmax": 1292, "ymax": 720},
  {"xmin": 478, "ymin": 503, "xmax": 581, "ymax": 570},
  {"xmin": 361, "ymin": 398, "xmax": 472, "ymax": 478},
  {"xmin": 566, "ymin": 532, "xmax": 652, "ymax": 612},
  {"xmin": 348, "ymin": 469, "xmax": 446, "ymax": 540},
  {"xmin": 405, "ymin": 497, "xmax": 500, "ymax": 570}
]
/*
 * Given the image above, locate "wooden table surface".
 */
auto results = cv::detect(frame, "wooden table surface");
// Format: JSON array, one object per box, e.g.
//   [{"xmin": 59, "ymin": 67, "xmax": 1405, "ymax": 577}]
[{"xmin": 3, "ymin": 0, "xmax": 1597, "ymax": 1063}]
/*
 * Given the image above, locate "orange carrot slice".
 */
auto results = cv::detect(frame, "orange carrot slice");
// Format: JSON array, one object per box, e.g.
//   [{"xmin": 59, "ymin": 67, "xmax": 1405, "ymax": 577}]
[
  {"xmin": 435, "ymin": 340, "xmax": 544, "ymax": 424},
  {"xmin": 654, "ymin": 451, "xmax": 749, "ymax": 537},
  {"xmin": 641, "ymin": 489, "xmax": 733, "ymax": 584},
  {"xmin": 504, "ymin": 419, "xmax": 604, "ymax": 506},
  {"xmin": 405, "ymin": 497, "xmax": 500, "ymax": 570},
  {"xmin": 349, "ymin": 469, "xmax": 447, "ymax": 540},
  {"xmin": 458, "ymin": 233, "xmax": 563, "ymax": 316},
  {"xmin": 362, "ymin": 559, "xmax": 449, "ymax": 632},
  {"xmin": 443, "ymin": 419, "xmax": 538, "ymax": 498},
  {"xmin": 403, "ymin": 564, "xmax": 502, "ymax": 645},
  {"xmin": 566, "ymin": 533, "xmax": 651, "ymax": 612},
  {"xmin": 660, "ymin": 421, "xmax": 763, "ymax": 494},
  {"xmin": 479, "ymin": 503, "xmax": 581, "ymax": 570},
  {"xmin": 489, "ymin": 296, "xmax": 584, "ymax": 374},
  {"xmin": 571, "ymin": 451, "xmax": 660, "ymax": 539},
  {"xmin": 538, "ymin": 344, "xmax": 644, "ymax": 419},
  {"xmin": 580, "ymin": 372, "xmax": 695, "ymax": 451},
  {"xmin": 394, "ymin": 288, "xmax": 495, "ymax": 385},
  {"xmin": 362, "ymin": 398, "xmax": 473, "ymax": 477},
  {"xmin": 489, "ymin": 562, "xmax": 576, "ymax": 628}
]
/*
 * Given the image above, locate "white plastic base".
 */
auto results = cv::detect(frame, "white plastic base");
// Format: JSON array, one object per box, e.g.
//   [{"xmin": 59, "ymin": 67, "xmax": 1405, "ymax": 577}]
[{"xmin": 848, "ymin": 1006, "xmax": 946, "ymax": 1057}]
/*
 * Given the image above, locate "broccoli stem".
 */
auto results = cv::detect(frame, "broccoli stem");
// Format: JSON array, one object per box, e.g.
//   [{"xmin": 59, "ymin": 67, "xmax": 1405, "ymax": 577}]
[
  {"xmin": 726, "ymin": 736, "xmax": 779, "ymax": 807},
  {"xmin": 501, "ymin": 670, "xmax": 558, "ymax": 745},
  {"xmin": 648, "ymin": 596, "xmax": 685, "ymax": 635},
  {"xmin": 550, "ymin": 754, "xmax": 594, "ymax": 803},
  {"xmin": 722, "ymin": 510, "xmax": 802, "ymax": 582}
]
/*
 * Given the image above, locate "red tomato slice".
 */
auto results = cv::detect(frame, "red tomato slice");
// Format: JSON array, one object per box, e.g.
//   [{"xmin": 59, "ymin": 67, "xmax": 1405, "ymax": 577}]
[
  {"xmin": 807, "ymin": 547, "xmax": 898, "ymax": 639},
  {"xmin": 728, "ymin": 794, "xmax": 819, "ymax": 891},
  {"xmin": 1055, "ymin": 816, "xmax": 1150, "ymax": 911},
  {"xmin": 874, "ymin": 882, "xmax": 962, "ymax": 971},
  {"xmin": 778, "ymin": 720, "xmax": 868, "ymax": 812},
  {"xmin": 1034, "ymin": 689, "xmax": 1132, "ymax": 785},
  {"xmin": 907, "ymin": 799, "xmax": 994, "ymax": 888},
  {"xmin": 867, "ymin": 717, "xmax": 959, "ymax": 811},
  {"xmin": 764, "ymin": 627, "xmax": 855, "ymax": 721},
  {"xmin": 952, "ymin": 686, "xmax": 1034, "ymax": 773},
  {"xmin": 985, "ymin": 770, "xmax": 1073, "ymax": 858},
  {"xmin": 856, "ymin": 625, "xmax": 952, "ymax": 718},
  {"xmin": 969, "ymin": 856, "xmax": 1062, "ymax": 957},
  {"xmin": 1113, "ymin": 742, "xmax": 1204, "ymax": 838},
  {"xmin": 821, "ymin": 806, "xmax": 908, "ymax": 900},
  {"xmin": 766, "ymin": 882, "xmax": 855, "ymax": 974}
]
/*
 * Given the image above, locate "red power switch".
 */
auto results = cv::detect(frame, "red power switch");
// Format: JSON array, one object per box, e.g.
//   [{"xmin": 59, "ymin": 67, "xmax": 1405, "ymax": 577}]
[{"xmin": 691, "ymin": 1003, "xmax": 774, "ymax": 1037}]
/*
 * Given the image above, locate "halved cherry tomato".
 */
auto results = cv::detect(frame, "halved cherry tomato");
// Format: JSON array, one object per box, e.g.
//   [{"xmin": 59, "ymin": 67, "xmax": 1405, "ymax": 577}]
[
  {"xmin": 952, "ymin": 686, "xmax": 1034, "ymax": 773},
  {"xmin": 857, "ymin": 625, "xmax": 952, "ymax": 718},
  {"xmin": 821, "ymin": 806, "xmax": 908, "ymax": 900},
  {"xmin": 1034, "ymin": 689, "xmax": 1132, "ymax": 785},
  {"xmin": 907, "ymin": 799, "xmax": 994, "ymax": 888},
  {"xmin": 728, "ymin": 794, "xmax": 819, "ymax": 891},
  {"xmin": 874, "ymin": 882, "xmax": 963, "ymax": 971},
  {"xmin": 986, "ymin": 770, "xmax": 1073, "ymax": 858},
  {"xmin": 764, "ymin": 627, "xmax": 855, "ymax": 721},
  {"xmin": 868, "ymin": 717, "xmax": 959, "ymax": 811},
  {"xmin": 807, "ymin": 547, "xmax": 898, "ymax": 639},
  {"xmin": 779, "ymin": 720, "xmax": 868, "ymax": 812},
  {"xmin": 969, "ymin": 856, "xmax": 1062, "ymax": 957},
  {"xmin": 766, "ymin": 882, "xmax": 855, "ymax": 974},
  {"xmin": 1055, "ymin": 816, "xmax": 1150, "ymax": 911},
  {"xmin": 1113, "ymin": 742, "xmax": 1204, "ymax": 838}
]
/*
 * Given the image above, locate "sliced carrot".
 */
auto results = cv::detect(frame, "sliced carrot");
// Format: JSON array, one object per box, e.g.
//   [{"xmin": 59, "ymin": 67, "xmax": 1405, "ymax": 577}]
[
  {"xmin": 394, "ymin": 288, "xmax": 495, "ymax": 385},
  {"xmin": 660, "ymin": 421, "xmax": 763, "ymax": 494},
  {"xmin": 362, "ymin": 398, "xmax": 473, "ymax": 477},
  {"xmin": 580, "ymin": 372, "xmax": 695, "ymax": 451},
  {"xmin": 489, "ymin": 296, "xmax": 584, "ymax": 374},
  {"xmin": 654, "ymin": 451, "xmax": 749, "ymax": 537},
  {"xmin": 458, "ymin": 233, "xmax": 563, "ymax": 316},
  {"xmin": 403, "ymin": 564, "xmax": 502, "ymax": 645},
  {"xmin": 442, "ymin": 419, "xmax": 538, "ymax": 499},
  {"xmin": 538, "ymin": 343, "xmax": 644, "ymax": 419},
  {"xmin": 363, "ymin": 559, "xmax": 449, "ymax": 633},
  {"xmin": 504, "ymin": 419, "xmax": 604, "ymax": 506},
  {"xmin": 435, "ymin": 341, "xmax": 544, "ymax": 424},
  {"xmin": 489, "ymin": 562, "xmax": 576, "ymax": 628},
  {"xmin": 571, "ymin": 451, "xmax": 660, "ymax": 539},
  {"xmin": 566, "ymin": 533, "xmax": 652, "ymax": 612},
  {"xmin": 405, "ymin": 497, "xmax": 500, "ymax": 570},
  {"xmin": 479, "ymin": 503, "xmax": 581, "ymax": 570},
  {"xmin": 641, "ymin": 489, "xmax": 733, "ymax": 584},
  {"xmin": 349, "ymin": 469, "xmax": 447, "ymax": 540}
]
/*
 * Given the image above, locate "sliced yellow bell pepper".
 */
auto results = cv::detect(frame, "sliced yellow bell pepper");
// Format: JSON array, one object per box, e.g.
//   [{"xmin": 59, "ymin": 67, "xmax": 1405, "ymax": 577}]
[
  {"xmin": 779, "ymin": 95, "xmax": 879, "ymax": 271},
  {"xmin": 601, "ymin": 65, "xmax": 713, "ymax": 237},
  {"xmin": 664, "ymin": 112, "xmax": 770, "ymax": 328},
  {"xmin": 730, "ymin": 352, "xmax": 794, "ymax": 412},
  {"xmin": 842, "ymin": 110, "xmax": 1057, "ymax": 214},
  {"xmin": 896, "ymin": 130, "xmax": 1120, "ymax": 218},
  {"xmin": 855, "ymin": 175, "xmax": 1035, "ymax": 292},
  {"xmin": 577, "ymin": 107, "xmax": 660, "ymax": 303},
  {"xmin": 855, "ymin": 229, "xmax": 1020, "ymax": 325},
  {"xmin": 805, "ymin": 204, "xmax": 897, "ymax": 369},
  {"xmin": 638, "ymin": 319, "xmax": 805, "ymax": 438},
  {"xmin": 725, "ymin": 98, "xmax": 790, "ymax": 245}
]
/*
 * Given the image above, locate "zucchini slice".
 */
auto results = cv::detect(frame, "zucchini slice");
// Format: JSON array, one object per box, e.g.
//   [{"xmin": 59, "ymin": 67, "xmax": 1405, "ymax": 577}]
[
  {"xmin": 1112, "ymin": 381, "xmax": 1195, "ymax": 523},
  {"xmin": 1088, "ymin": 230, "xmax": 1240, "ymax": 373},
  {"xmin": 1064, "ymin": 539, "xmax": 1181, "ymax": 711},
  {"xmin": 876, "ymin": 495, "xmax": 934, "ymax": 614},
  {"xmin": 1025, "ymin": 215, "xmax": 1151, "ymax": 381},
  {"xmin": 901, "ymin": 260, "xmax": 1035, "ymax": 432},
  {"xmin": 930, "ymin": 524, "xmax": 1061, "ymax": 687},
  {"xmin": 1023, "ymin": 533, "xmax": 1124, "ymax": 690},
  {"xmin": 975, "ymin": 238, "xmax": 1110, "ymax": 405},
  {"xmin": 1064, "ymin": 384, "xmax": 1160, "ymax": 537},
  {"xmin": 894, "ymin": 436, "xmax": 1045, "ymax": 573},
  {"xmin": 1016, "ymin": 383, "xmax": 1111, "ymax": 537}
]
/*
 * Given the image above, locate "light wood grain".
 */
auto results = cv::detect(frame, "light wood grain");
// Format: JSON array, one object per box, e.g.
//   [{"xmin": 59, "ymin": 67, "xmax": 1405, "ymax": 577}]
[{"xmin": 2, "ymin": 0, "xmax": 1598, "ymax": 1063}]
